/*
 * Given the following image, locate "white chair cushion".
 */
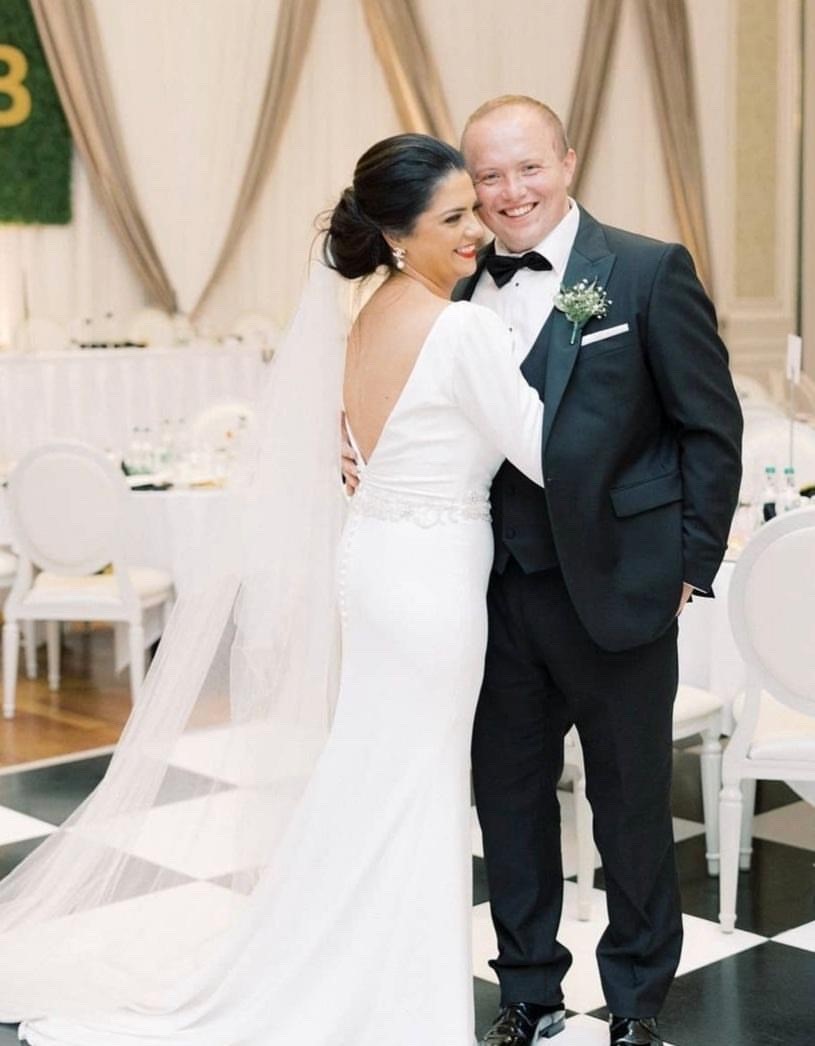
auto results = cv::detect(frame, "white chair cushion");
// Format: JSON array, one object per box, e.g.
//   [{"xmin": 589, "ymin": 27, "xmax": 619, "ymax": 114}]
[
  {"xmin": 733, "ymin": 689, "xmax": 815, "ymax": 760},
  {"xmin": 673, "ymin": 683, "xmax": 723, "ymax": 724},
  {"xmin": 0, "ymin": 550, "xmax": 18, "ymax": 583},
  {"xmin": 25, "ymin": 567, "xmax": 173, "ymax": 607}
]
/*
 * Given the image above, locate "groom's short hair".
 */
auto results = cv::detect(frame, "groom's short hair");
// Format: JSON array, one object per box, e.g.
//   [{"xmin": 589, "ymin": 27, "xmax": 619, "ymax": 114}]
[{"xmin": 462, "ymin": 96, "xmax": 570, "ymax": 159}]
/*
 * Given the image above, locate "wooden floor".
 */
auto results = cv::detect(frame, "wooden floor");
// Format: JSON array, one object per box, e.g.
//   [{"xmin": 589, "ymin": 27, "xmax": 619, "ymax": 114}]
[{"xmin": 0, "ymin": 625, "xmax": 131, "ymax": 767}]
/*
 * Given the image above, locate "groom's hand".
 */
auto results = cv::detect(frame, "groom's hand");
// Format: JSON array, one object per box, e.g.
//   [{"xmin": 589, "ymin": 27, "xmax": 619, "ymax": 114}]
[
  {"xmin": 676, "ymin": 581, "xmax": 694, "ymax": 617},
  {"xmin": 340, "ymin": 412, "xmax": 360, "ymax": 494}
]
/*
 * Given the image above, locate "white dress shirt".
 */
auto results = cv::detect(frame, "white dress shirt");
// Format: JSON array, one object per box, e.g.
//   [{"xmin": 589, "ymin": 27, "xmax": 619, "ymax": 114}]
[{"xmin": 472, "ymin": 199, "xmax": 580, "ymax": 362}]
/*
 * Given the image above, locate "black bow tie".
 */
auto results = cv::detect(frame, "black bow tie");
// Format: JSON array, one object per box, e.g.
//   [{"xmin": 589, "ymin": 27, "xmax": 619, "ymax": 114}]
[{"xmin": 485, "ymin": 250, "xmax": 552, "ymax": 288}]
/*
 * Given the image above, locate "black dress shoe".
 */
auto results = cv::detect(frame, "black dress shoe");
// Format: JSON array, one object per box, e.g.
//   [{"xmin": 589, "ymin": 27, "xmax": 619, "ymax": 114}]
[
  {"xmin": 482, "ymin": 1002, "xmax": 565, "ymax": 1045},
  {"xmin": 608, "ymin": 1015, "xmax": 663, "ymax": 1045}
]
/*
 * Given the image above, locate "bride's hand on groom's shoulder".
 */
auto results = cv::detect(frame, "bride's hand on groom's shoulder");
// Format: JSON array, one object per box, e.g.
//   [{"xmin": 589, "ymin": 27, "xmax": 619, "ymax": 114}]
[{"xmin": 341, "ymin": 412, "xmax": 360, "ymax": 494}]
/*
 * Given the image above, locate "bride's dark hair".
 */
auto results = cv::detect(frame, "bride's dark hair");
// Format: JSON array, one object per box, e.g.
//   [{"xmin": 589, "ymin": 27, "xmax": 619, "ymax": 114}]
[{"xmin": 324, "ymin": 133, "xmax": 466, "ymax": 279}]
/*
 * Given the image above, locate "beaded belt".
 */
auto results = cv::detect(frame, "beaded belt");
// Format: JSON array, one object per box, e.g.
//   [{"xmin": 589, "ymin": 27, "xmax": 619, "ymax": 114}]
[{"xmin": 349, "ymin": 485, "xmax": 491, "ymax": 527}]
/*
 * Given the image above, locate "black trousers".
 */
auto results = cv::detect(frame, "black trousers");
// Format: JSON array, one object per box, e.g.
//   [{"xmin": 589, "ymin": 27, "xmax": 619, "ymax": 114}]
[{"xmin": 471, "ymin": 561, "xmax": 683, "ymax": 1017}]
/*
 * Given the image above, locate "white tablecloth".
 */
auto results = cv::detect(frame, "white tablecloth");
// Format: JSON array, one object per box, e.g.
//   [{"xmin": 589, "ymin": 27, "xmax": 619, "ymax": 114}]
[
  {"xmin": 678, "ymin": 560, "xmax": 743, "ymax": 731},
  {"xmin": 0, "ymin": 487, "xmax": 228, "ymax": 596},
  {"xmin": 0, "ymin": 344, "xmax": 266, "ymax": 466},
  {"xmin": 125, "ymin": 488, "xmax": 230, "ymax": 592}
]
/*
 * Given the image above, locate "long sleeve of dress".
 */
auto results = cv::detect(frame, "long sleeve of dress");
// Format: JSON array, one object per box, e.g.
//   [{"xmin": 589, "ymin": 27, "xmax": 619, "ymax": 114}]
[{"xmin": 450, "ymin": 303, "xmax": 544, "ymax": 486}]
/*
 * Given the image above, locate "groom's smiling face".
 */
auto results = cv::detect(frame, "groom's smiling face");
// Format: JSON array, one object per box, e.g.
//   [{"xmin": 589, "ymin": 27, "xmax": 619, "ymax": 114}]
[{"xmin": 462, "ymin": 104, "xmax": 576, "ymax": 253}]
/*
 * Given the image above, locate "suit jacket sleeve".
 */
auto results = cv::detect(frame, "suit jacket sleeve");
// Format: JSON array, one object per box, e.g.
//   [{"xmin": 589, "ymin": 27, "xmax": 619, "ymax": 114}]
[{"xmin": 643, "ymin": 244, "xmax": 743, "ymax": 592}]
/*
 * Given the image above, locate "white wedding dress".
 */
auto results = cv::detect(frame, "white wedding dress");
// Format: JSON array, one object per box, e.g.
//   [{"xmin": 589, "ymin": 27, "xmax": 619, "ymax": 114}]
[{"xmin": 12, "ymin": 301, "xmax": 543, "ymax": 1046}]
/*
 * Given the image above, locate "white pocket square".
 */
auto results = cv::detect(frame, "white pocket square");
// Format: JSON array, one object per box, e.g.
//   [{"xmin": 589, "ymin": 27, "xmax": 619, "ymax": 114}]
[{"xmin": 581, "ymin": 322, "xmax": 630, "ymax": 346}]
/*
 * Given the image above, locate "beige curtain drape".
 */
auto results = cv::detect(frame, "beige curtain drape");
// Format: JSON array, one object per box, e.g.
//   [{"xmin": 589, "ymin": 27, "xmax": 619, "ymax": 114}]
[
  {"xmin": 30, "ymin": 0, "xmax": 177, "ymax": 313},
  {"xmin": 361, "ymin": 0, "xmax": 455, "ymax": 142},
  {"xmin": 566, "ymin": 0, "xmax": 623, "ymax": 198},
  {"xmin": 192, "ymin": 0, "xmax": 320, "ymax": 317},
  {"xmin": 638, "ymin": 0, "xmax": 714, "ymax": 293}
]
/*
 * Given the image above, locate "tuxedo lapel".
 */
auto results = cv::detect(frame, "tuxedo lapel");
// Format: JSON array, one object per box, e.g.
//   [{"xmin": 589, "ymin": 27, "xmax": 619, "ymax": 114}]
[
  {"xmin": 542, "ymin": 211, "xmax": 617, "ymax": 454},
  {"xmin": 452, "ymin": 219, "xmax": 618, "ymax": 455}
]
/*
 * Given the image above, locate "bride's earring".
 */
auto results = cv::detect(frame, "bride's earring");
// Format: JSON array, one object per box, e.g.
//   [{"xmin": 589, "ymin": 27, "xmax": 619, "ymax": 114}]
[{"xmin": 392, "ymin": 246, "xmax": 406, "ymax": 270}]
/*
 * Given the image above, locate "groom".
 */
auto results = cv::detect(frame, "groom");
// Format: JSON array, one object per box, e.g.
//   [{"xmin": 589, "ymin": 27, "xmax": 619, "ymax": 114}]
[{"xmin": 458, "ymin": 97, "xmax": 742, "ymax": 1046}]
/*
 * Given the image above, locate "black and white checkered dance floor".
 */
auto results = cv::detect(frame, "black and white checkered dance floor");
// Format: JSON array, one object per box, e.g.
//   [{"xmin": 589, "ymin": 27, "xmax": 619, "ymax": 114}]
[{"xmin": 0, "ymin": 743, "xmax": 812, "ymax": 1045}]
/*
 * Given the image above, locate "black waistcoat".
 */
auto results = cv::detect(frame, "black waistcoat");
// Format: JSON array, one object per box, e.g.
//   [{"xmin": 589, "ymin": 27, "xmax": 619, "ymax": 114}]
[{"xmin": 492, "ymin": 323, "xmax": 560, "ymax": 574}]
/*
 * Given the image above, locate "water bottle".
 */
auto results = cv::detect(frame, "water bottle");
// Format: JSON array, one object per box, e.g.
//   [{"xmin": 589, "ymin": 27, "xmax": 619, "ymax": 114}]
[
  {"xmin": 124, "ymin": 427, "xmax": 142, "ymax": 475},
  {"xmin": 780, "ymin": 466, "xmax": 801, "ymax": 513},
  {"xmin": 142, "ymin": 427, "xmax": 155, "ymax": 474},
  {"xmin": 761, "ymin": 465, "xmax": 778, "ymax": 522},
  {"xmin": 157, "ymin": 418, "xmax": 175, "ymax": 470}
]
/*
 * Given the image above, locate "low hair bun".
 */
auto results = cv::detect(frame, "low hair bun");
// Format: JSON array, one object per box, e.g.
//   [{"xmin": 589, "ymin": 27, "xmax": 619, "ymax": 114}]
[
  {"xmin": 323, "ymin": 134, "xmax": 466, "ymax": 281},
  {"xmin": 324, "ymin": 188, "xmax": 391, "ymax": 279}
]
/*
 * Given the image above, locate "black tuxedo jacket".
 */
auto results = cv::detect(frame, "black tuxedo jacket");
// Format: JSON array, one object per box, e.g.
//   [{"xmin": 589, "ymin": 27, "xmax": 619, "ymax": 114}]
[{"xmin": 455, "ymin": 208, "xmax": 743, "ymax": 652}]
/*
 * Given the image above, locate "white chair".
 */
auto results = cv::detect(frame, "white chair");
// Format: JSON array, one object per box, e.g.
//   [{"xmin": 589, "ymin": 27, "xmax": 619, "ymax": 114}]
[
  {"xmin": 561, "ymin": 729, "xmax": 595, "ymax": 920},
  {"xmin": 12, "ymin": 316, "xmax": 68, "ymax": 354},
  {"xmin": 560, "ymin": 682, "xmax": 724, "ymax": 922},
  {"xmin": 2, "ymin": 442, "xmax": 174, "ymax": 719},
  {"xmin": 127, "ymin": 307, "xmax": 175, "ymax": 347},
  {"xmin": 719, "ymin": 507, "xmax": 815, "ymax": 932},
  {"xmin": 0, "ymin": 548, "xmax": 38, "ymax": 680},
  {"xmin": 0, "ymin": 549, "xmax": 19, "ymax": 604},
  {"xmin": 673, "ymin": 684, "xmax": 724, "ymax": 876}
]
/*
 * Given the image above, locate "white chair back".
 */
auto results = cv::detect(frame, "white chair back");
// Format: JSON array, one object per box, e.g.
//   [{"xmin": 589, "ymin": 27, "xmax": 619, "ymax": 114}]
[
  {"xmin": 728, "ymin": 507, "xmax": 815, "ymax": 719},
  {"xmin": 7, "ymin": 441, "xmax": 130, "ymax": 577},
  {"xmin": 0, "ymin": 548, "xmax": 17, "ymax": 587}
]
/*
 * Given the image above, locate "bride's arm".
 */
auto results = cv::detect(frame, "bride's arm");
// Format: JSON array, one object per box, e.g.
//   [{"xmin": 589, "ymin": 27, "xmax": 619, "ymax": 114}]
[{"xmin": 451, "ymin": 304, "xmax": 544, "ymax": 486}]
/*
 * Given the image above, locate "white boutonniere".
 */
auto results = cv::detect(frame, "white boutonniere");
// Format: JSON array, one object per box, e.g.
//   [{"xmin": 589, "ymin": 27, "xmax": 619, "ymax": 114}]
[{"xmin": 553, "ymin": 279, "xmax": 612, "ymax": 345}]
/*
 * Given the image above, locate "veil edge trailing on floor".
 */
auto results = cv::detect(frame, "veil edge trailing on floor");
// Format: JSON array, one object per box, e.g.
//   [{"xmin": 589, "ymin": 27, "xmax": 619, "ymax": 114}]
[{"xmin": 0, "ymin": 258, "xmax": 364, "ymax": 1022}]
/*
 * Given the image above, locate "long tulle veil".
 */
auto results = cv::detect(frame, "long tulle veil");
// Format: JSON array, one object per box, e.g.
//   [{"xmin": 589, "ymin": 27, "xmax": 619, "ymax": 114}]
[{"xmin": 0, "ymin": 260, "xmax": 356, "ymax": 1023}]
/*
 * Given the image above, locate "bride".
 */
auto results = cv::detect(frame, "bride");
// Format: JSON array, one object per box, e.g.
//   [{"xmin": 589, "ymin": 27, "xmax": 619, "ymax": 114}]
[{"xmin": 0, "ymin": 134, "xmax": 546, "ymax": 1046}]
